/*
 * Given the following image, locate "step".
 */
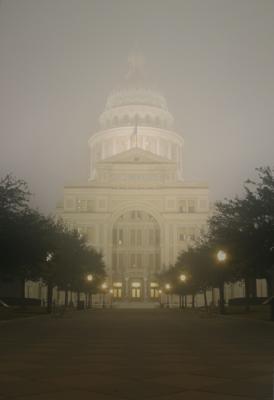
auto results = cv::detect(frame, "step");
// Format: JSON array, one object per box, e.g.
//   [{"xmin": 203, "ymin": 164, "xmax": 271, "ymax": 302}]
[{"xmin": 113, "ymin": 301, "xmax": 160, "ymax": 309}]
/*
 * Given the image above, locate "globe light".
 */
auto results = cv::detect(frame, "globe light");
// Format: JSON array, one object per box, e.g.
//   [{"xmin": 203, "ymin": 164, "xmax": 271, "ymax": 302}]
[
  {"xmin": 179, "ymin": 274, "xmax": 187, "ymax": 282},
  {"xmin": 165, "ymin": 283, "xmax": 171, "ymax": 290},
  {"xmin": 87, "ymin": 274, "xmax": 93, "ymax": 282},
  {"xmin": 109, "ymin": 289, "xmax": 113, "ymax": 294},
  {"xmin": 217, "ymin": 250, "xmax": 227, "ymax": 262},
  {"xmin": 101, "ymin": 283, "xmax": 108, "ymax": 290},
  {"xmin": 46, "ymin": 252, "xmax": 53, "ymax": 262}
]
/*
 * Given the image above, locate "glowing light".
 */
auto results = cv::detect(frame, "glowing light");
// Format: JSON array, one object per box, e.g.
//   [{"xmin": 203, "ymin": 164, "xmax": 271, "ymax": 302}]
[
  {"xmin": 87, "ymin": 274, "xmax": 93, "ymax": 282},
  {"xmin": 101, "ymin": 283, "xmax": 108, "ymax": 290},
  {"xmin": 165, "ymin": 283, "xmax": 171, "ymax": 290},
  {"xmin": 217, "ymin": 250, "xmax": 227, "ymax": 262},
  {"xmin": 179, "ymin": 274, "xmax": 187, "ymax": 282},
  {"xmin": 46, "ymin": 252, "xmax": 53, "ymax": 262}
]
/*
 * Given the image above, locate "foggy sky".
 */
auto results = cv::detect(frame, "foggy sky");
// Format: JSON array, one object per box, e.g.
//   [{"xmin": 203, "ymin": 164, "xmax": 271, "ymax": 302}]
[{"xmin": 0, "ymin": 0, "xmax": 274, "ymax": 214}]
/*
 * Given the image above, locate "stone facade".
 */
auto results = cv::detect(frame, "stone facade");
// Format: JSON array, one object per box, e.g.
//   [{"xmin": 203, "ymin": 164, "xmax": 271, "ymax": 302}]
[{"xmin": 56, "ymin": 57, "xmax": 209, "ymax": 302}]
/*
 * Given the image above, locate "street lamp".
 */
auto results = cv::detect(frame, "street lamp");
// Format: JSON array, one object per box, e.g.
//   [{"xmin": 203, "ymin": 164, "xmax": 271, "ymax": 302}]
[
  {"xmin": 45, "ymin": 252, "xmax": 54, "ymax": 313},
  {"xmin": 86, "ymin": 274, "xmax": 94, "ymax": 308},
  {"xmin": 179, "ymin": 274, "xmax": 187, "ymax": 282},
  {"xmin": 179, "ymin": 274, "xmax": 187, "ymax": 308},
  {"xmin": 216, "ymin": 249, "xmax": 227, "ymax": 314},
  {"xmin": 101, "ymin": 283, "xmax": 108, "ymax": 308},
  {"xmin": 165, "ymin": 283, "xmax": 171, "ymax": 308},
  {"xmin": 217, "ymin": 250, "xmax": 227, "ymax": 262},
  {"xmin": 46, "ymin": 252, "xmax": 53, "ymax": 262},
  {"xmin": 109, "ymin": 289, "xmax": 113, "ymax": 308},
  {"xmin": 158, "ymin": 289, "xmax": 163, "ymax": 307}
]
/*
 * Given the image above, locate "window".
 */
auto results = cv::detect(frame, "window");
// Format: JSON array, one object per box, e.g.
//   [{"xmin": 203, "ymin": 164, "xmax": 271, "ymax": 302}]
[
  {"xmin": 136, "ymin": 230, "xmax": 142, "ymax": 247},
  {"xmin": 178, "ymin": 228, "xmax": 186, "ymax": 242},
  {"xmin": 149, "ymin": 230, "xmax": 154, "ymax": 246},
  {"xmin": 179, "ymin": 200, "xmax": 187, "ymax": 213},
  {"xmin": 76, "ymin": 199, "xmax": 86, "ymax": 212},
  {"xmin": 136, "ymin": 254, "xmax": 142, "ymax": 268},
  {"xmin": 112, "ymin": 254, "xmax": 117, "ymax": 272},
  {"xmin": 155, "ymin": 230, "xmax": 160, "ymax": 245},
  {"xmin": 188, "ymin": 200, "xmax": 196, "ymax": 213},
  {"xmin": 130, "ymin": 254, "xmax": 136, "ymax": 268},
  {"xmin": 118, "ymin": 229, "xmax": 123, "ymax": 244},
  {"xmin": 87, "ymin": 227, "xmax": 95, "ymax": 243},
  {"xmin": 87, "ymin": 200, "xmax": 95, "ymax": 212},
  {"xmin": 113, "ymin": 229, "xmax": 117, "ymax": 246},
  {"xmin": 130, "ymin": 230, "xmax": 136, "ymax": 246},
  {"xmin": 149, "ymin": 254, "xmax": 154, "ymax": 269},
  {"xmin": 188, "ymin": 227, "xmax": 196, "ymax": 241}
]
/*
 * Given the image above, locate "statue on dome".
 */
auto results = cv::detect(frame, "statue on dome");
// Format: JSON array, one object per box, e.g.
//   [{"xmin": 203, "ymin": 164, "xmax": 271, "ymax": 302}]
[{"xmin": 126, "ymin": 51, "xmax": 146, "ymax": 82}]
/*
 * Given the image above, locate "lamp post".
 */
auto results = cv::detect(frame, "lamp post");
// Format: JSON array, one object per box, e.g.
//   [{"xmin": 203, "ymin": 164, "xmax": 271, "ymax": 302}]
[
  {"xmin": 109, "ymin": 289, "xmax": 113, "ymax": 308},
  {"xmin": 158, "ymin": 289, "xmax": 163, "ymax": 307},
  {"xmin": 45, "ymin": 252, "xmax": 54, "ymax": 313},
  {"xmin": 165, "ymin": 284, "xmax": 171, "ymax": 308},
  {"xmin": 179, "ymin": 274, "xmax": 187, "ymax": 309},
  {"xmin": 86, "ymin": 274, "xmax": 93, "ymax": 308},
  {"xmin": 216, "ymin": 250, "xmax": 227, "ymax": 315},
  {"xmin": 101, "ymin": 282, "xmax": 108, "ymax": 308}
]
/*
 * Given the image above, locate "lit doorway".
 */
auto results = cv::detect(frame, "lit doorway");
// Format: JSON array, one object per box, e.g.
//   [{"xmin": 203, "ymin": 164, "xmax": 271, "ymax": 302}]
[
  {"xmin": 150, "ymin": 282, "xmax": 159, "ymax": 299},
  {"xmin": 131, "ymin": 282, "xmax": 141, "ymax": 299},
  {"xmin": 113, "ymin": 282, "xmax": 122, "ymax": 299}
]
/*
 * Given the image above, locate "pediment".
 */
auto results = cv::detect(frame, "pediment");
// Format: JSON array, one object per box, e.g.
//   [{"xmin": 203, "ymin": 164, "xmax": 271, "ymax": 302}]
[{"xmin": 97, "ymin": 147, "xmax": 175, "ymax": 165}]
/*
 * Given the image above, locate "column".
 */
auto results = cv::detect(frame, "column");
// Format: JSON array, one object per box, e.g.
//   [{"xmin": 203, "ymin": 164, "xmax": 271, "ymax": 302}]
[
  {"xmin": 125, "ymin": 277, "xmax": 129, "ymax": 299},
  {"xmin": 144, "ymin": 277, "xmax": 148, "ymax": 300}
]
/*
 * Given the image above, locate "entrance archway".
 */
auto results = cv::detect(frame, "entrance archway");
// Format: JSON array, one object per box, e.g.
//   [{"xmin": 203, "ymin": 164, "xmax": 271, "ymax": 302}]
[{"xmin": 112, "ymin": 210, "xmax": 161, "ymax": 300}]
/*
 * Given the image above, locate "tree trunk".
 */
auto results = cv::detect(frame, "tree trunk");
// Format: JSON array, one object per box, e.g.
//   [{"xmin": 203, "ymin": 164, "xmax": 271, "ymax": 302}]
[
  {"xmin": 266, "ymin": 273, "xmax": 274, "ymax": 297},
  {"xmin": 47, "ymin": 282, "xmax": 53, "ymax": 314},
  {"xmin": 203, "ymin": 289, "xmax": 208, "ymax": 308},
  {"xmin": 266, "ymin": 277, "xmax": 272, "ymax": 297},
  {"xmin": 192, "ymin": 294, "xmax": 195, "ymax": 308},
  {"xmin": 20, "ymin": 278, "xmax": 25, "ymax": 299},
  {"xmin": 64, "ymin": 289, "xmax": 68, "ymax": 307},
  {"xmin": 219, "ymin": 281, "xmax": 225, "ymax": 314},
  {"xmin": 244, "ymin": 277, "xmax": 250, "ymax": 312},
  {"xmin": 211, "ymin": 287, "xmax": 215, "ymax": 306},
  {"xmin": 250, "ymin": 277, "xmax": 257, "ymax": 298},
  {"xmin": 77, "ymin": 290, "xmax": 80, "ymax": 309}
]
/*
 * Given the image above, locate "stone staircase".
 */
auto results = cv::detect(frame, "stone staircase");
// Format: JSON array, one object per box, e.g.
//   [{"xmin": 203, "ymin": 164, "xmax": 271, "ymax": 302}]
[{"xmin": 113, "ymin": 301, "xmax": 160, "ymax": 309}]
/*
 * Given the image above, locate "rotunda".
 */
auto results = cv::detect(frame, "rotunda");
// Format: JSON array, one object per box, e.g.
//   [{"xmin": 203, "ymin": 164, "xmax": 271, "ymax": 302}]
[{"xmin": 88, "ymin": 53, "xmax": 184, "ymax": 179}]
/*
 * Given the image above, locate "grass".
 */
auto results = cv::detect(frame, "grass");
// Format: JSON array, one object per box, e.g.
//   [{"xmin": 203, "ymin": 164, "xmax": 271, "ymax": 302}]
[
  {"xmin": 226, "ymin": 304, "xmax": 271, "ymax": 321},
  {"xmin": 0, "ymin": 306, "xmax": 47, "ymax": 321}
]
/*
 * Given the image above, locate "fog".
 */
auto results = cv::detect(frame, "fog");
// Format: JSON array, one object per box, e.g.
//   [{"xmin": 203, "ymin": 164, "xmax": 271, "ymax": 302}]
[{"xmin": 0, "ymin": 0, "xmax": 273, "ymax": 213}]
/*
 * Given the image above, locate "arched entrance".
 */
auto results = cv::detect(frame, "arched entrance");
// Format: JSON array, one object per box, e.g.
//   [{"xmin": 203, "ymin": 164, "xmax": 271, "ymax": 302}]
[{"xmin": 111, "ymin": 210, "xmax": 160, "ymax": 301}]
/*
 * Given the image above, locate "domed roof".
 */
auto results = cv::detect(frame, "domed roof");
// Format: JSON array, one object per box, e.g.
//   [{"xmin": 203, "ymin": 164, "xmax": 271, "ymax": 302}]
[{"xmin": 99, "ymin": 52, "xmax": 174, "ymax": 130}]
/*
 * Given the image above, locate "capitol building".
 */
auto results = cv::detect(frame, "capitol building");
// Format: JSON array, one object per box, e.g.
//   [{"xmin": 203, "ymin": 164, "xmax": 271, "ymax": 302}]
[{"xmin": 56, "ymin": 54, "xmax": 209, "ymax": 303}]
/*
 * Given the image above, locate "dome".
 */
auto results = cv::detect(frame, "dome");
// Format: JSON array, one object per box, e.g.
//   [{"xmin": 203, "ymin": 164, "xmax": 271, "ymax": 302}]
[{"xmin": 99, "ymin": 52, "xmax": 174, "ymax": 130}]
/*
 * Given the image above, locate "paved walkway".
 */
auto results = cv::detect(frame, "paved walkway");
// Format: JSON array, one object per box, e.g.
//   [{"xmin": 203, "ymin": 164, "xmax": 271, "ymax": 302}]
[{"xmin": 0, "ymin": 309, "xmax": 273, "ymax": 399}]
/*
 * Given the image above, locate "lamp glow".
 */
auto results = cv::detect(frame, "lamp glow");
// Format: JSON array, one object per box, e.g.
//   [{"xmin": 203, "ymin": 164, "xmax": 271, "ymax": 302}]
[{"xmin": 217, "ymin": 250, "xmax": 227, "ymax": 262}]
